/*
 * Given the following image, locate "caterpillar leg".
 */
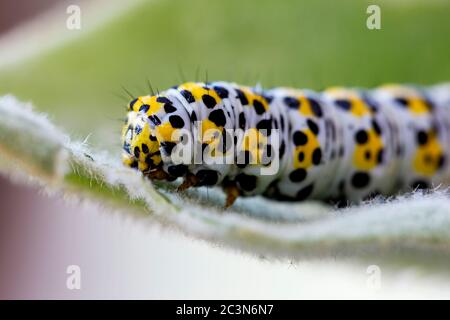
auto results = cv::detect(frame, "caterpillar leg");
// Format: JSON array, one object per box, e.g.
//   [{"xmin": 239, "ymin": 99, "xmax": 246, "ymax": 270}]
[
  {"xmin": 177, "ymin": 173, "xmax": 199, "ymax": 192},
  {"xmin": 147, "ymin": 168, "xmax": 172, "ymax": 180},
  {"xmin": 223, "ymin": 182, "xmax": 241, "ymax": 208}
]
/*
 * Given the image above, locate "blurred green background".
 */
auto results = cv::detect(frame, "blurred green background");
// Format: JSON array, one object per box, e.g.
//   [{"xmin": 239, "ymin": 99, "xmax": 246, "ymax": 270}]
[{"xmin": 0, "ymin": 0, "xmax": 449, "ymax": 149}]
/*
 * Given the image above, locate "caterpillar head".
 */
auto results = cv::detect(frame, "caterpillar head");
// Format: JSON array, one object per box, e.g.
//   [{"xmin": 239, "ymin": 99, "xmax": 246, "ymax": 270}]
[{"xmin": 121, "ymin": 96, "xmax": 165, "ymax": 173}]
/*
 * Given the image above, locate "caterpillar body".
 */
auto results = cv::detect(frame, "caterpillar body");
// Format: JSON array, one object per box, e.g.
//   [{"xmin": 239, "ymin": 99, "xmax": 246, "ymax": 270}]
[{"xmin": 121, "ymin": 82, "xmax": 450, "ymax": 207}]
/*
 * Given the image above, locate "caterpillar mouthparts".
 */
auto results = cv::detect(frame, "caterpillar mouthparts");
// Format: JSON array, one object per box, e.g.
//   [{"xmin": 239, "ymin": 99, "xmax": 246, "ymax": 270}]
[{"xmin": 121, "ymin": 81, "xmax": 450, "ymax": 208}]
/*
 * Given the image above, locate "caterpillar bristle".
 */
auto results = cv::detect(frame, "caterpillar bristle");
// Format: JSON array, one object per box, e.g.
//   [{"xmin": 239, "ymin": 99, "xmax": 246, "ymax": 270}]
[{"xmin": 121, "ymin": 85, "xmax": 135, "ymax": 99}]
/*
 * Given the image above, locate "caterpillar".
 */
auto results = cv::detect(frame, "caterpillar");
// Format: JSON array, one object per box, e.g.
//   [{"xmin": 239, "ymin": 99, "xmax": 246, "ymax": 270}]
[{"xmin": 121, "ymin": 82, "xmax": 450, "ymax": 208}]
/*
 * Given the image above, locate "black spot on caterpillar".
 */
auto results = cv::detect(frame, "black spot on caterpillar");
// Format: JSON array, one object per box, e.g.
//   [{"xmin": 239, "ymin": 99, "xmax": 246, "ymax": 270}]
[{"xmin": 121, "ymin": 82, "xmax": 450, "ymax": 208}]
